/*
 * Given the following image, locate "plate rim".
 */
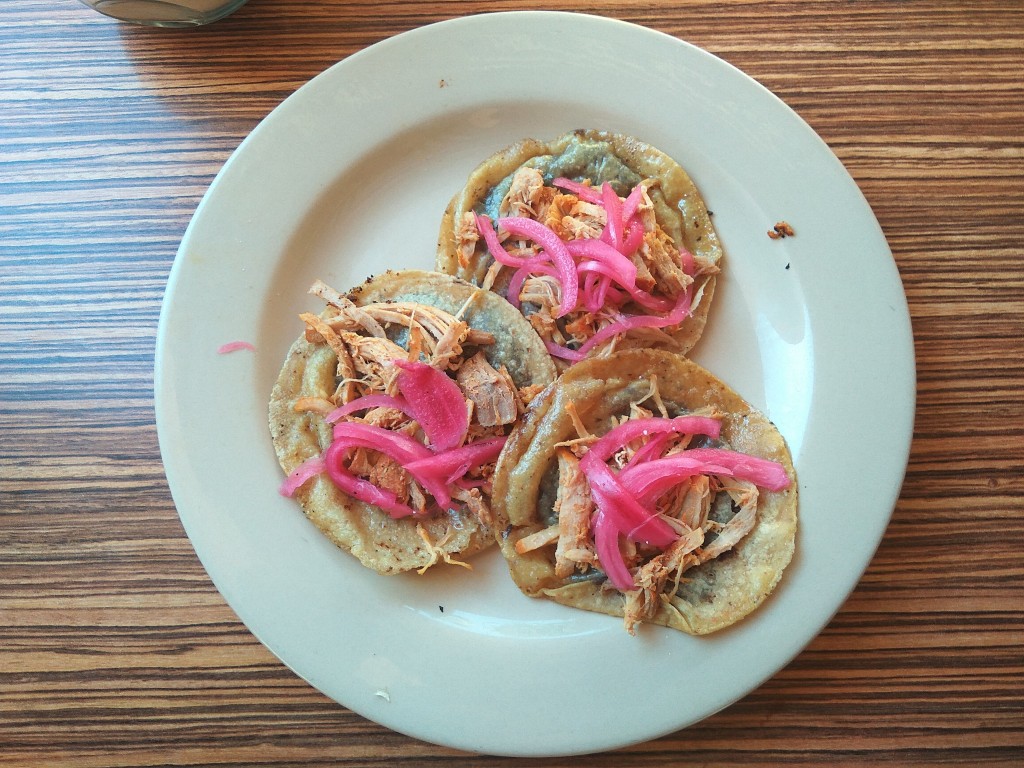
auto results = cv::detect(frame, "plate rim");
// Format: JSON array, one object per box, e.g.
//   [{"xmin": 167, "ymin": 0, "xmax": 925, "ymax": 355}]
[{"xmin": 155, "ymin": 10, "xmax": 915, "ymax": 757}]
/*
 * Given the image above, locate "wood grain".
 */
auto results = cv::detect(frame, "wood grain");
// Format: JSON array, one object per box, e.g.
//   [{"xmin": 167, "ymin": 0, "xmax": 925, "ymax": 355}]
[{"xmin": 2, "ymin": 0, "xmax": 1023, "ymax": 765}]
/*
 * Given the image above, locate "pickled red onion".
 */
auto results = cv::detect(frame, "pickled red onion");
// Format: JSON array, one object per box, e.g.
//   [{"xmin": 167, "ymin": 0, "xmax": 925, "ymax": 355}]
[
  {"xmin": 565, "ymin": 238, "xmax": 638, "ymax": 289},
  {"xmin": 624, "ymin": 432, "xmax": 671, "ymax": 469},
  {"xmin": 580, "ymin": 271, "xmax": 604, "ymax": 313},
  {"xmin": 679, "ymin": 246, "xmax": 696, "ymax": 276},
  {"xmin": 601, "ymin": 183, "xmax": 624, "ymax": 252},
  {"xmin": 393, "ymin": 359, "xmax": 468, "ymax": 452},
  {"xmin": 278, "ymin": 455, "xmax": 325, "ymax": 497},
  {"xmin": 576, "ymin": 260, "xmax": 674, "ymax": 313},
  {"xmin": 323, "ymin": 439, "xmax": 419, "ymax": 518},
  {"xmin": 331, "ymin": 421, "xmax": 432, "ymax": 462},
  {"xmin": 621, "ymin": 184, "xmax": 645, "ymax": 221},
  {"xmin": 325, "ymin": 393, "xmax": 409, "ymax": 424},
  {"xmin": 581, "ymin": 415, "xmax": 722, "ymax": 466},
  {"xmin": 498, "ymin": 217, "xmax": 578, "ymax": 317},
  {"xmin": 544, "ymin": 340, "xmax": 585, "ymax": 362},
  {"xmin": 668, "ymin": 448, "xmax": 791, "ymax": 491},
  {"xmin": 619, "ymin": 456, "xmax": 734, "ymax": 507},
  {"xmin": 584, "ymin": 459, "xmax": 677, "ymax": 548},
  {"xmin": 576, "ymin": 285, "xmax": 692, "ymax": 357},
  {"xmin": 329, "ymin": 423, "xmax": 451, "ymax": 511},
  {"xmin": 620, "ymin": 219, "xmax": 644, "ymax": 256},
  {"xmin": 552, "ymin": 177, "xmax": 603, "ymax": 203},
  {"xmin": 403, "ymin": 436, "xmax": 506, "ymax": 486},
  {"xmin": 474, "ymin": 214, "xmax": 537, "ymax": 268},
  {"xmin": 217, "ymin": 340, "xmax": 255, "ymax": 354},
  {"xmin": 592, "ymin": 510, "xmax": 635, "ymax": 591}
]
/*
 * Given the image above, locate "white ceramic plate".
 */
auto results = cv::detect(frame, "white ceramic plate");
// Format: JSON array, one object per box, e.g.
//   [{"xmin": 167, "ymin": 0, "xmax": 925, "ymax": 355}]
[{"xmin": 155, "ymin": 11, "xmax": 914, "ymax": 757}]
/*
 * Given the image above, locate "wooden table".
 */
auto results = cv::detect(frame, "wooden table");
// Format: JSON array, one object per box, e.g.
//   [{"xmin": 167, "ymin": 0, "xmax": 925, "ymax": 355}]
[{"xmin": 2, "ymin": 1, "xmax": 1022, "ymax": 765}]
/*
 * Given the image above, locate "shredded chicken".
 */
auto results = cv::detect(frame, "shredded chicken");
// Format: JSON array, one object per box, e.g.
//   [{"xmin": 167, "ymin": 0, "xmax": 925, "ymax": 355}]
[
  {"xmin": 699, "ymin": 480, "xmax": 758, "ymax": 560},
  {"xmin": 499, "ymin": 167, "xmax": 550, "ymax": 219},
  {"xmin": 347, "ymin": 447, "xmax": 408, "ymax": 501},
  {"xmin": 292, "ymin": 396, "xmax": 335, "ymax": 416},
  {"xmin": 514, "ymin": 523, "xmax": 560, "ymax": 555},
  {"xmin": 675, "ymin": 475, "xmax": 712, "ymax": 530},
  {"xmin": 309, "ymin": 280, "xmax": 387, "ymax": 338},
  {"xmin": 553, "ymin": 449, "xmax": 595, "ymax": 577},
  {"xmin": 623, "ymin": 526, "xmax": 705, "ymax": 634},
  {"xmin": 299, "ymin": 311, "xmax": 359, "ymax": 404},
  {"xmin": 416, "ymin": 524, "xmax": 472, "ymax": 574},
  {"xmin": 640, "ymin": 230, "xmax": 691, "ymax": 298},
  {"xmin": 554, "ymin": 400, "xmax": 597, "ymax": 454},
  {"xmin": 455, "ymin": 351, "xmax": 518, "ymax": 427},
  {"xmin": 456, "ymin": 211, "xmax": 480, "ymax": 268},
  {"xmin": 338, "ymin": 330, "xmax": 406, "ymax": 394},
  {"xmin": 431, "ymin": 318, "xmax": 470, "ymax": 370},
  {"xmin": 451, "ymin": 485, "xmax": 493, "ymax": 527},
  {"xmin": 543, "ymin": 192, "xmax": 581, "ymax": 239},
  {"xmin": 518, "ymin": 274, "xmax": 562, "ymax": 310}
]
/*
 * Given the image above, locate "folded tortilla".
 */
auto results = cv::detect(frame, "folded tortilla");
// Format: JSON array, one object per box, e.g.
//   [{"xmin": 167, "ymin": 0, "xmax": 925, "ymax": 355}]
[
  {"xmin": 491, "ymin": 349, "xmax": 797, "ymax": 634},
  {"xmin": 436, "ymin": 129, "xmax": 722, "ymax": 362},
  {"xmin": 269, "ymin": 269, "xmax": 557, "ymax": 575}
]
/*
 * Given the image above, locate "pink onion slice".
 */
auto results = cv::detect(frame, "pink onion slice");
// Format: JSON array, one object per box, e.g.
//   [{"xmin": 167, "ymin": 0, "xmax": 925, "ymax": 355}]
[
  {"xmin": 621, "ymin": 184, "xmax": 645, "ymax": 221},
  {"xmin": 403, "ymin": 436, "xmax": 506, "ymax": 486},
  {"xmin": 601, "ymin": 182, "xmax": 625, "ymax": 252},
  {"xmin": 584, "ymin": 459, "xmax": 677, "ymax": 549},
  {"xmin": 329, "ymin": 421, "xmax": 450, "ymax": 509},
  {"xmin": 323, "ymin": 439, "xmax": 419, "ymax": 518},
  {"xmin": 626, "ymin": 286, "xmax": 675, "ymax": 313},
  {"xmin": 552, "ymin": 176, "xmax": 603, "ymax": 204},
  {"xmin": 393, "ymin": 359, "xmax": 468, "ymax": 452},
  {"xmin": 576, "ymin": 285, "xmax": 692, "ymax": 357},
  {"xmin": 679, "ymin": 246, "xmax": 696, "ymax": 276},
  {"xmin": 565, "ymin": 238, "xmax": 638, "ymax": 290},
  {"xmin": 498, "ymin": 217, "xmax": 579, "ymax": 317},
  {"xmin": 579, "ymin": 271, "xmax": 626, "ymax": 313},
  {"xmin": 544, "ymin": 340, "xmax": 586, "ymax": 362},
  {"xmin": 670, "ymin": 448, "xmax": 791, "ymax": 491},
  {"xmin": 624, "ymin": 432, "xmax": 672, "ymax": 470},
  {"xmin": 581, "ymin": 415, "xmax": 722, "ymax": 466},
  {"xmin": 325, "ymin": 393, "xmax": 409, "ymax": 424},
  {"xmin": 278, "ymin": 455, "xmax": 325, "ymax": 497},
  {"xmin": 576, "ymin": 260, "xmax": 674, "ymax": 313},
  {"xmin": 580, "ymin": 270, "xmax": 604, "ymax": 313},
  {"xmin": 592, "ymin": 509, "xmax": 635, "ymax": 591},
  {"xmin": 330, "ymin": 421, "xmax": 432, "ymax": 462},
  {"xmin": 620, "ymin": 456, "xmax": 734, "ymax": 507},
  {"xmin": 217, "ymin": 340, "xmax": 255, "ymax": 354},
  {"xmin": 621, "ymin": 217, "xmax": 644, "ymax": 255},
  {"xmin": 475, "ymin": 214, "xmax": 541, "ymax": 269}
]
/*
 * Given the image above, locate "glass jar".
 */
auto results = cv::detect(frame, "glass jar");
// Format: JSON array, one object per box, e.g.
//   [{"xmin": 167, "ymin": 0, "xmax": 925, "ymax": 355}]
[{"xmin": 79, "ymin": 0, "xmax": 249, "ymax": 27}]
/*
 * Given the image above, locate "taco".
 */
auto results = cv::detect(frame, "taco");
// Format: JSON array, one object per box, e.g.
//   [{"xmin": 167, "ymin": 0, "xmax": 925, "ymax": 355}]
[
  {"xmin": 436, "ymin": 129, "xmax": 722, "ymax": 370},
  {"xmin": 491, "ymin": 349, "xmax": 797, "ymax": 634},
  {"xmin": 269, "ymin": 269, "xmax": 557, "ymax": 575}
]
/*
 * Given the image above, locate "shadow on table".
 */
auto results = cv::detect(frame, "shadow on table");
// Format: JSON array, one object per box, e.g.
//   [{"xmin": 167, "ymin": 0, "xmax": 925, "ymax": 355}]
[{"xmin": 110, "ymin": 0, "xmax": 432, "ymax": 118}]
